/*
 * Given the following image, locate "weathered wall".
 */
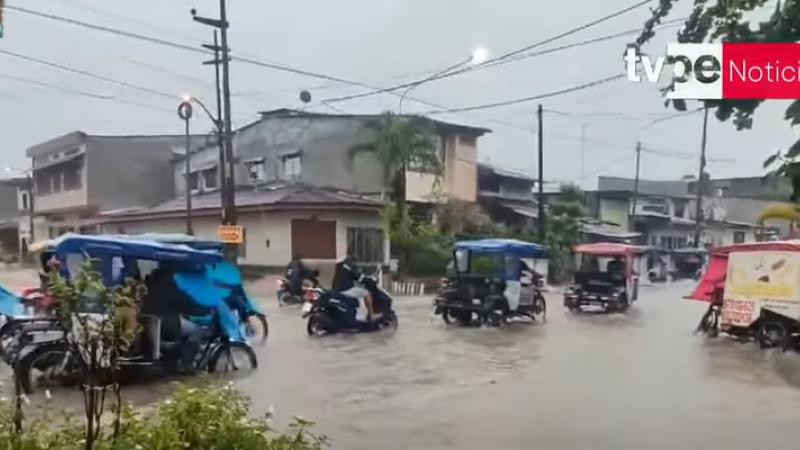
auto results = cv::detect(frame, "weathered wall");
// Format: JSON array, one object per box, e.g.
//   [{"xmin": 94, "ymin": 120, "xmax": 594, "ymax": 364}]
[
  {"xmin": 88, "ymin": 136, "xmax": 188, "ymax": 212},
  {"xmin": 175, "ymin": 116, "xmax": 386, "ymax": 197}
]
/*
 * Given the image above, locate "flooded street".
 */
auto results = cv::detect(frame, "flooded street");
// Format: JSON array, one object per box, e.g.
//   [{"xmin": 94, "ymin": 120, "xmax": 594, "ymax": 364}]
[
  {"xmin": 248, "ymin": 280, "xmax": 800, "ymax": 450},
  {"xmin": 3, "ymin": 273, "xmax": 800, "ymax": 449}
]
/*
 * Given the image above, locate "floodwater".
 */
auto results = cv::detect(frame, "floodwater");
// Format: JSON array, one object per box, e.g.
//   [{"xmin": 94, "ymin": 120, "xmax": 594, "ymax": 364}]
[{"xmin": 3, "ymin": 270, "xmax": 800, "ymax": 450}]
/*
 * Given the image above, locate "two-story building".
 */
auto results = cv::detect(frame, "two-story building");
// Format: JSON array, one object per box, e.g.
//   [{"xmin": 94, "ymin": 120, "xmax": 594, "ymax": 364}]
[
  {"xmin": 476, "ymin": 163, "xmax": 539, "ymax": 232},
  {"xmin": 98, "ymin": 111, "xmax": 488, "ymax": 267},
  {"xmin": 588, "ymin": 176, "xmax": 765, "ymax": 248},
  {"xmin": 26, "ymin": 132, "xmax": 207, "ymax": 240},
  {"xmin": 170, "ymin": 109, "xmax": 489, "ymax": 207}
]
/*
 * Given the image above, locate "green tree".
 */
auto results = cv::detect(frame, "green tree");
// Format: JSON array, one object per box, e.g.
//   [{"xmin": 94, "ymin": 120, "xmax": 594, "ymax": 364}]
[
  {"xmin": 543, "ymin": 184, "xmax": 585, "ymax": 283},
  {"xmin": 349, "ymin": 112, "xmax": 441, "ymax": 214},
  {"xmin": 635, "ymin": 0, "xmax": 800, "ymax": 198}
]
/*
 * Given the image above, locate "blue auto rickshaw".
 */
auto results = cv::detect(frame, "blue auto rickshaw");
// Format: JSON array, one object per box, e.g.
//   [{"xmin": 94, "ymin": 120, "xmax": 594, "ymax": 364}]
[
  {"xmin": 434, "ymin": 239, "xmax": 548, "ymax": 326},
  {"xmin": 12, "ymin": 234, "xmax": 263, "ymax": 393}
]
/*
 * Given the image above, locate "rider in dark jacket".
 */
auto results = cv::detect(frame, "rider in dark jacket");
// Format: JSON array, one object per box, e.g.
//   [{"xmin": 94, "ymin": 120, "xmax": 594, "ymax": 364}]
[
  {"xmin": 286, "ymin": 255, "xmax": 311, "ymax": 295},
  {"xmin": 332, "ymin": 251, "xmax": 376, "ymax": 320}
]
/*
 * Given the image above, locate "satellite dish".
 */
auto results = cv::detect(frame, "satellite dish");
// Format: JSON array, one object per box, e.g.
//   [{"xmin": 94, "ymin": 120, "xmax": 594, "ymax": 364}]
[{"xmin": 299, "ymin": 90, "xmax": 312, "ymax": 103}]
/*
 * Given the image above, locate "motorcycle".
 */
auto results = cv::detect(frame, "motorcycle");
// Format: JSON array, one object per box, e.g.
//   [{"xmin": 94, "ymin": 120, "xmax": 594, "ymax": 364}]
[
  {"xmin": 277, "ymin": 269, "xmax": 320, "ymax": 306},
  {"xmin": 302, "ymin": 276, "xmax": 398, "ymax": 336}
]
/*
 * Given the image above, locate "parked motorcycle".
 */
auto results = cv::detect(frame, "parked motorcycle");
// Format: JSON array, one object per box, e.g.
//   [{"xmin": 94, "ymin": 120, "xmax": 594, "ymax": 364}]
[{"xmin": 302, "ymin": 276, "xmax": 397, "ymax": 336}]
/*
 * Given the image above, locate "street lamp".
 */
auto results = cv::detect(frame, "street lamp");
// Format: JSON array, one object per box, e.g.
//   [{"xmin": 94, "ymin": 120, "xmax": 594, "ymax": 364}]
[
  {"xmin": 398, "ymin": 47, "xmax": 490, "ymax": 113},
  {"xmin": 181, "ymin": 94, "xmax": 230, "ymax": 227},
  {"xmin": 4, "ymin": 166, "xmax": 34, "ymax": 254},
  {"xmin": 178, "ymin": 99, "xmax": 194, "ymax": 235}
]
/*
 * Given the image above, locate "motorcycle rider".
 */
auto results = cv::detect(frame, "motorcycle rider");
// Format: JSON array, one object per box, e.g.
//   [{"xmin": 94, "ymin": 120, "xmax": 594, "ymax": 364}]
[
  {"xmin": 332, "ymin": 250, "xmax": 377, "ymax": 321},
  {"xmin": 285, "ymin": 255, "xmax": 311, "ymax": 296}
]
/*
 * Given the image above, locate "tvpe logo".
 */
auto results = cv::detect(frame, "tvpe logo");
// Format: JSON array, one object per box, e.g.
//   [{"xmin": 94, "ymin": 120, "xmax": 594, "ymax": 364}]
[{"xmin": 625, "ymin": 43, "xmax": 800, "ymax": 100}]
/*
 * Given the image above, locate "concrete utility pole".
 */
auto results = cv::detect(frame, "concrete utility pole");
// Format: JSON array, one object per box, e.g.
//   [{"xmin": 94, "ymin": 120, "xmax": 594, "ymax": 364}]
[
  {"xmin": 537, "ymin": 104, "xmax": 545, "ymax": 240},
  {"xmin": 693, "ymin": 106, "xmax": 710, "ymax": 248},
  {"xmin": 630, "ymin": 142, "xmax": 642, "ymax": 232},
  {"xmin": 202, "ymin": 30, "xmax": 227, "ymax": 224},
  {"xmin": 193, "ymin": 0, "xmax": 237, "ymax": 257}
]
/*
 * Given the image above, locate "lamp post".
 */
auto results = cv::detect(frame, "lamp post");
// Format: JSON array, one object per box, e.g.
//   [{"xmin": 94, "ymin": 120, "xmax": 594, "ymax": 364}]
[
  {"xmin": 182, "ymin": 94, "xmax": 228, "ymax": 225},
  {"xmin": 178, "ymin": 99, "xmax": 194, "ymax": 235},
  {"xmin": 398, "ymin": 47, "xmax": 489, "ymax": 113}
]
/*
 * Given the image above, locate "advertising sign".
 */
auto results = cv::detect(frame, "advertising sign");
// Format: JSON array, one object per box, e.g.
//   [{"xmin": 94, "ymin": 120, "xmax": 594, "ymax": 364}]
[
  {"xmin": 217, "ymin": 225, "xmax": 243, "ymax": 244},
  {"xmin": 721, "ymin": 251, "xmax": 800, "ymax": 327}
]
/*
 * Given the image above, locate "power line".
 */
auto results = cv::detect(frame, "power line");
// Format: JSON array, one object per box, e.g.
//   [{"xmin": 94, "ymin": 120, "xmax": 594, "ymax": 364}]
[
  {"xmin": 421, "ymin": 74, "xmax": 625, "ymax": 115},
  {"xmin": 0, "ymin": 49, "xmax": 176, "ymax": 99},
  {"xmin": 6, "ymin": 5, "xmax": 379, "ymax": 89},
  {"xmin": 0, "ymin": 73, "xmax": 174, "ymax": 113},
  {"xmin": 323, "ymin": 0, "xmax": 656, "ymax": 103}
]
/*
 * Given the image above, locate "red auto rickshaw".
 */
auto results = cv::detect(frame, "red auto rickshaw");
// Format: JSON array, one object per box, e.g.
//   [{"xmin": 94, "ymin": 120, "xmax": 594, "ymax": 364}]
[
  {"xmin": 690, "ymin": 241, "xmax": 800, "ymax": 349},
  {"xmin": 564, "ymin": 243, "xmax": 641, "ymax": 313}
]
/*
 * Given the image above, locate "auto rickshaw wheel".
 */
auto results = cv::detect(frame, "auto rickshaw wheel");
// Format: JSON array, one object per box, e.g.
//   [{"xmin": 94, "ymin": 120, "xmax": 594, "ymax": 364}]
[
  {"xmin": 442, "ymin": 309, "xmax": 475, "ymax": 326},
  {"xmin": 532, "ymin": 295, "xmax": 547, "ymax": 321},
  {"xmin": 484, "ymin": 298, "xmax": 508, "ymax": 327},
  {"xmin": 758, "ymin": 321, "xmax": 788, "ymax": 349}
]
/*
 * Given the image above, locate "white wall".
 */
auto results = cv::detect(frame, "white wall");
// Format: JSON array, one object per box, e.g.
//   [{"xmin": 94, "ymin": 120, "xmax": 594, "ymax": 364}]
[
  {"xmin": 101, "ymin": 209, "xmax": 384, "ymax": 266},
  {"xmin": 702, "ymin": 227, "xmax": 755, "ymax": 247}
]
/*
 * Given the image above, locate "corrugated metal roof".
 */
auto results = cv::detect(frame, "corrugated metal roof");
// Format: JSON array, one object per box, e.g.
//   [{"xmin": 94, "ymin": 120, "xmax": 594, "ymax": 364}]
[{"xmin": 102, "ymin": 183, "xmax": 381, "ymax": 220}]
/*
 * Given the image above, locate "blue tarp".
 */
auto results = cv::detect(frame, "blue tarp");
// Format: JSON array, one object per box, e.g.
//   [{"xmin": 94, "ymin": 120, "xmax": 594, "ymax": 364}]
[
  {"xmin": 173, "ymin": 271, "xmax": 245, "ymax": 342},
  {"xmin": 0, "ymin": 285, "xmax": 23, "ymax": 317},
  {"xmin": 52, "ymin": 235, "xmax": 224, "ymax": 265},
  {"xmin": 454, "ymin": 238, "xmax": 548, "ymax": 258}
]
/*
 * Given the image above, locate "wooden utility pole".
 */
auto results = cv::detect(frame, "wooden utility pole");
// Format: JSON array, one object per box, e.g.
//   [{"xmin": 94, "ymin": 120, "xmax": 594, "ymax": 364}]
[
  {"xmin": 537, "ymin": 104, "xmax": 545, "ymax": 240},
  {"xmin": 630, "ymin": 142, "xmax": 642, "ymax": 232},
  {"xmin": 693, "ymin": 106, "xmax": 710, "ymax": 247}
]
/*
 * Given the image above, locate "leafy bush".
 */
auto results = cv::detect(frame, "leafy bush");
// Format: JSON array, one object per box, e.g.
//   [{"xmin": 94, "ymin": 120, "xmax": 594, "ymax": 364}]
[{"xmin": 0, "ymin": 383, "xmax": 328, "ymax": 450}]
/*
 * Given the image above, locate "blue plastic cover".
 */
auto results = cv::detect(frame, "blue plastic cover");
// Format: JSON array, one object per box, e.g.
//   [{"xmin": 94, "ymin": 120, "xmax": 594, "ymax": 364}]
[
  {"xmin": 204, "ymin": 262, "xmax": 263, "ymax": 316},
  {"xmin": 0, "ymin": 285, "xmax": 23, "ymax": 317},
  {"xmin": 52, "ymin": 235, "xmax": 224, "ymax": 265},
  {"xmin": 173, "ymin": 271, "xmax": 246, "ymax": 342},
  {"xmin": 454, "ymin": 239, "xmax": 548, "ymax": 258}
]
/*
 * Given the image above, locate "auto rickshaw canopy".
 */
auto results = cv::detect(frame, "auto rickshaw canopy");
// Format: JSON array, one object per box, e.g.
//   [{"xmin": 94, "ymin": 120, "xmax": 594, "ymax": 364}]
[
  {"xmin": 688, "ymin": 240, "xmax": 800, "ymax": 302},
  {"xmin": 573, "ymin": 243, "xmax": 640, "ymax": 257}
]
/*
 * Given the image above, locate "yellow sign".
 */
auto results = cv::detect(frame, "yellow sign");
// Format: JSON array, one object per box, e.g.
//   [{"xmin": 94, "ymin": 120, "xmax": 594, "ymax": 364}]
[
  {"xmin": 217, "ymin": 225, "xmax": 244, "ymax": 244},
  {"xmin": 722, "ymin": 251, "xmax": 800, "ymax": 327}
]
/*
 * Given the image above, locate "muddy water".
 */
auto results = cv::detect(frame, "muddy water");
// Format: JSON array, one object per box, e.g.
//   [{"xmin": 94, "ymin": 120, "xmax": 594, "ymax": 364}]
[{"xmin": 2, "ymin": 270, "xmax": 800, "ymax": 449}]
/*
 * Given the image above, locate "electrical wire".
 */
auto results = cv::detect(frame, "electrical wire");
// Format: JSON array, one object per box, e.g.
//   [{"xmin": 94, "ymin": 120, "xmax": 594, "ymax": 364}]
[
  {"xmin": 6, "ymin": 5, "xmax": 380, "ymax": 89},
  {"xmin": 0, "ymin": 49, "xmax": 177, "ymax": 99},
  {"xmin": 0, "ymin": 73, "xmax": 175, "ymax": 113},
  {"xmin": 420, "ymin": 74, "xmax": 626, "ymax": 115},
  {"xmin": 323, "ymin": 0, "xmax": 659, "ymax": 103}
]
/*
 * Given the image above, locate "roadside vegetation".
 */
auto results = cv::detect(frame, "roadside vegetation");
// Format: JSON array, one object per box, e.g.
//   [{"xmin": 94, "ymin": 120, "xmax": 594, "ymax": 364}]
[{"xmin": 0, "ymin": 262, "xmax": 326, "ymax": 450}]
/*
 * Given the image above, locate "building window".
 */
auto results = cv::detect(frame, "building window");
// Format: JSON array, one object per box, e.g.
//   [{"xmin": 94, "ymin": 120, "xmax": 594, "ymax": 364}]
[
  {"xmin": 36, "ymin": 174, "xmax": 51, "ymax": 196},
  {"xmin": 245, "ymin": 158, "xmax": 266, "ymax": 184},
  {"xmin": 51, "ymin": 172, "xmax": 62, "ymax": 194},
  {"xmin": 188, "ymin": 172, "xmax": 200, "ymax": 193},
  {"xmin": 202, "ymin": 168, "xmax": 218, "ymax": 190},
  {"xmin": 283, "ymin": 154, "xmax": 301, "ymax": 179},
  {"xmin": 733, "ymin": 231, "xmax": 746, "ymax": 244},
  {"xmin": 20, "ymin": 191, "xmax": 29, "ymax": 210},
  {"xmin": 673, "ymin": 201, "xmax": 685, "ymax": 218},
  {"xmin": 63, "ymin": 165, "xmax": 82, "ymax": 191},
  {"xmin": 347, "ymin": 227, "xmax": 384, "ymax": 263}
]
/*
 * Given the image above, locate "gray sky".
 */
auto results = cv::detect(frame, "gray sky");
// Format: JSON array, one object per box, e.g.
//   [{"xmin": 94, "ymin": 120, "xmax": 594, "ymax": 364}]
[{"xmin": 1, "ymin": 0, "xmax": 797, "ymax": 188}]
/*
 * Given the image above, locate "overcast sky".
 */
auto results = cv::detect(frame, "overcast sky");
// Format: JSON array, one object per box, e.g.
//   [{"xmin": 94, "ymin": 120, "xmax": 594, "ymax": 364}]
[{"xmin": 1, "ymin": 0, "xmax": 797, "ymax": 188}]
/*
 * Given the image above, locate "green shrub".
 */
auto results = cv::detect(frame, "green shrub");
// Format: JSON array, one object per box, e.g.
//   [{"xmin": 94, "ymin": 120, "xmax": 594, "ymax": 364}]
[{"xmin": 0, "ymin": 383, "xmax": 328, "ymax": 450}]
